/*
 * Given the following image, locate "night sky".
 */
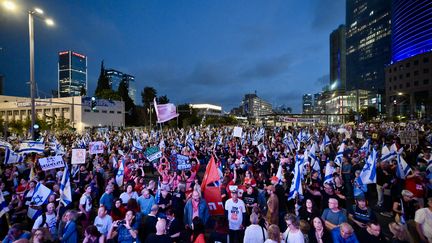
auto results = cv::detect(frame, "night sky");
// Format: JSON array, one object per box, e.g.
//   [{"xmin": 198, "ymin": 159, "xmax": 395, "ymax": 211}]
[{"xmin": 0, "ymin": 0, "xmax": 345, "ymax": 113}]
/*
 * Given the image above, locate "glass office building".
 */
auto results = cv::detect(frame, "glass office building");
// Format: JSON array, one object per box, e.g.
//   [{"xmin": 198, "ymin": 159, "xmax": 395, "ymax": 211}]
[
  {"xmin": 58, "ymin": 51, "xmax": 87, "ymax": 97},
  {"xmin": 105, "ymin": 69, "xmax": 137, "ymax": 104},
  {"xmin": 346, "ymin": 0, "xmax": 392, "ymax": 92},
  {"xmin": 330, "ymin": 25, "xmax": 347, "ymax": 91},
  {"xmin": 391, "ymin": 0, "xmax": 432, "ymax": 63}
]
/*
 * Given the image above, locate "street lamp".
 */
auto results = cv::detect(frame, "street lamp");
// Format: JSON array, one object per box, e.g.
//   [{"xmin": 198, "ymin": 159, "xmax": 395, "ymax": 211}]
[{"xmin": 2, "ymin": 1, "xmax": 55, "ymax": 139}]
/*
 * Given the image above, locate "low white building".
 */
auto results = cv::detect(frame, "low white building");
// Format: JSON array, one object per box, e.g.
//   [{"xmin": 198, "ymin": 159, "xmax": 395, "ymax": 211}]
[{"xmin": 0, "ymin": 95, "xmax": 125, "ymax": 133}]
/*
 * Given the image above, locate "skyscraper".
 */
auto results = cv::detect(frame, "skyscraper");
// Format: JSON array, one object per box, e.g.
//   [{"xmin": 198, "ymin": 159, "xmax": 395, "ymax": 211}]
[
  {"xmin": 330, "ymin": 25, "xmax": 346, "ymax": 91},
  {"xmin": 58, "ymin": 51, "xmax": 87, "ymax": 97},
  {"xmin": 105, "ymin": 69, "xmax": 137, "ymax": 104},
  {"xmin": 302, "ymin": 94, "xmax": 313, "ymax": 114},
  {"xmin": 346, "ymin": 0, "xmax": 392, "ymax": 92}
]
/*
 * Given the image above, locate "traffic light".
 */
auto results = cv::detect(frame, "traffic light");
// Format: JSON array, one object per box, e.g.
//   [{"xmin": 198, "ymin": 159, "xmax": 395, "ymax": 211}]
[
  {"xmin": 33, "ymin": 124, "xmax": 41, "ymax": 140},
  {"xmin": 91, "ymin": 97, "xmax": 97, "ymax": 111}
]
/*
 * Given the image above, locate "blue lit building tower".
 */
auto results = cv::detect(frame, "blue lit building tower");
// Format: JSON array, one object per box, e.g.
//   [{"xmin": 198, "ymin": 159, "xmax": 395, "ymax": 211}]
[
  {"xmin": 58, "ymin": 51, "xmax": 87, "ymax": 97},
  {"xmin": 346, "ymin": 0, "xmax": 392, "ymax": 92},
  {"xmin": 330, "ymin": 25, "xmax": 346, "ymax": 91},
  {"xmin": 385, "ymin": 0, "xmax": 432, "ymax": 119},
  {"xmin": 391, "ymin": 0, "xmax": 432, "ymax": 62}
]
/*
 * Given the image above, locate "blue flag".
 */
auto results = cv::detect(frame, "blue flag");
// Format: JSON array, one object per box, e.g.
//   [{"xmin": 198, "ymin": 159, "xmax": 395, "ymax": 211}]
[
  {"xmin": 358, "ymin": 149, "xmax": 377, "ymax": 185},
  {"xmin": 60, "ymin": 165, "xmax": 72, "ymax": 206}
]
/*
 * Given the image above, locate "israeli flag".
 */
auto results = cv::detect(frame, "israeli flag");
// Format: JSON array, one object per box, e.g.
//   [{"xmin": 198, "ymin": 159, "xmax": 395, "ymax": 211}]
[
  {"xmin": 186, "ymin": 134, "xmax": 195, "ymax": 151},
  {"xmin": 324, "ymin": 159, "xmax": 335, "ymax": 184},
  {"xmin": 254, "ymin": 127, "xmax": 265, "ymax": 142},
  {"xmin": 214, "ymin": 135, "xmax": 223, "ymax": 149},
  {"xmin": 323, "ymin": 133, "xmax": 331, "ymax": 147},
  {"xmin": 17, "ymin": 141, "xmax": 45, "ymax": 154},
  {"xmin": 335, "ymin": 142, "xmax": 346, "ymax": 166},
  {"xmin": 174, "ymin": 138, "xmax": 183, "ymax": 148},
  {"xmin": 115, "ymin": 158, "xmax": 125, "ymax": 186},
  {"xmin": 358, "ymin": 149, "xmax": 377, "ymax": 185},
  {"xmin": 0, "ymin": 140, "xmax": 13, "ymax": 150},
  {"xmin": 0, "ymin": 190, "xmax": 9, "ymax": 218},
  {"xmin": 27, "ymin": 183, "xmax": 52, "ymax": 220},
  {"xmin": 159, "ymin": 139, "xmax": 166, "ymax": 150},
  {"xmin": 59, "ymin": 165, "xmax": 72, "ymax": 206},
  {"xmin": 4, "ymin": 147, "xmax": 25, "ymax": 164},
  {"xmin": 283, "ymin": 133, "xmax": 297, "ymax": 152},
  {"xmin": 396, "ymin": 153, "xmax": 412, "ymax": 179},
  {"xmin": 359, "ymin": 139, "xmax": 371, "ymax": 157},
  {"xmin": 308, "ymin": 143, "xmax": 320, "ymax": 173},
  {"xmin": 132, "ymin": 140, "xmax": 143, "ymax": 151},
  {"xmin": 288, "ymin": 155, "xmax": 304, "ymax": 200},
  {"xmin": 381, "ymin": 143, "xmax": 397, "ymax": 162},
  {"xmin": 51, "ymin": 138, "xmax": 65, "ymax": 155}
]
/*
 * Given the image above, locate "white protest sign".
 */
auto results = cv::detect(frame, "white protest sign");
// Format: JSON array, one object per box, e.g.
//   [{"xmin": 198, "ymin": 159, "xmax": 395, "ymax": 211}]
[
  {"xmin": 233, "ymin": 127, "xmax": 243, "ymax": 138},
  {"xmin": 72, "ymin": 149, "xmax": 86, "ymax": 164},
  {"xmin": 38, "ymin": 155, "xmax": 65, "ymax": 171},
  {"xmin": 89, "ymin": 141, "xmax": 104, "ymax": 154}
]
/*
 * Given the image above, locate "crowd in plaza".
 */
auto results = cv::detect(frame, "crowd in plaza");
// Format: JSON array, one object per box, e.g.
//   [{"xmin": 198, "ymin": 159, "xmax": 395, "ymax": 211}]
[{"xmin": 0, "ymin": 122, "xmax": 431, "ymax": 243}]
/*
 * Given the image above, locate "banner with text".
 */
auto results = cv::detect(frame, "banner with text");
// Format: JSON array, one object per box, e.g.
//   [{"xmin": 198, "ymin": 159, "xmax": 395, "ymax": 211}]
[
  {"xmin": 89, "ymin": 141, "xmax": 104, "ymax": 155},
  {"xmin": 39, "ymin": 155, "xmax": 65, "ymax": 171},
  {"xmin": 279, "ymin": 117, "xmax": 320, "ymax": 123},
  {"xmin": 176, "ymin": 154, "xmax": 191, "ymax": 170},
  {"xmin": 145, "ymin": 146, "xmax": 162, "ymax": 163},
  {"xmin": 72, "ymin": 149, "xmax": 86, "ymax": 164}
]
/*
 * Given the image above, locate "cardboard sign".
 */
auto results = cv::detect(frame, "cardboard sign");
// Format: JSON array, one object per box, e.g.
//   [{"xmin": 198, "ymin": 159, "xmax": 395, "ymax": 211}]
[
  {"xmin": 233, "ymin": 127, "xmax": 243, "ymax": 138},
  {"xmin": 176, "ymin": 154, "xmax": 191, "ymax": 170},
  {"xmin": 89, "ymin": 141, "xmax": 104, "ymax": 154},
  {"xmin": 356, "ymin": 131, "xmax": 363, "ymax": 139},
  {"xmin": 72, "ymin": 149, "xmax": 86, "ymax": 164},
  {"xmin": 372, "ymin": 133, "xmax": 378, "ymax": 139},
  {"xmin": 399, "ymin": 130, "xmax": 419, "ymax": 145},
  {"xmin": 144, "ymin": 146, "xmax": 162, "ymax": 163},
  {"xmin": 38, "ymin": 155, "xmax": 65, "ymax": 171}
]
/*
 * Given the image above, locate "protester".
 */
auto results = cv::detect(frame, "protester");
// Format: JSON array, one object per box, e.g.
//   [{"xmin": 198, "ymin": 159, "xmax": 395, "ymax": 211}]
[
  {"xmin": 331, "ymin": 222, "xmax": 359, "ymax": 243},
  {"xmin": 144, "ymin": 218, "xmax": 173, "ymax": 243},
  {"xmin": 225, "ymin": 187, "xmax": 246, "ymax": 243},
  {"xmin": 191, "ymin": 216, "xmax": 206, "ymax": 243},
  {"xmin": 414, "ymin": 197, "xmax": 432, "ymax": 243},
  {"xmin": 244, "ymin": 213, "xmax": 268, "ymax": 243},
  {"xmin": 265, "ymin": 224, "xmax": 281, "ymax": 243},
  {"xmin": 107, "ymin": 210, "xmax": 138, "ymax": 243},
  {"xmin": 322, "ymin": 198, "xmax": 347, "ymax": 230},
  {"xmin": 308, "ymin": 217, "xmax": 332, "ymax": 243},
  {"xmin": 282, "ymin": 213, "xmax": 305, "ymax": 243},
  {"xmin": 184, "ymin": 189, "xmax": 210, "ymax": 228}
]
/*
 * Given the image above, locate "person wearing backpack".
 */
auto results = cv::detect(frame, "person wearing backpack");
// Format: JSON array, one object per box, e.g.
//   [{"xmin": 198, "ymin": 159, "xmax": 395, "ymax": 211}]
[{"xmin": 32, "ymin": 202, "xmax": 58, "ymax": 241}]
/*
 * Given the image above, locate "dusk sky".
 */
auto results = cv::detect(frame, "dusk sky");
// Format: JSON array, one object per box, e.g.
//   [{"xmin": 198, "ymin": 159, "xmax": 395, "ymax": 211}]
[{"xmin": 0, "ymin": 0, "xmax": 345, "ymax": 113}]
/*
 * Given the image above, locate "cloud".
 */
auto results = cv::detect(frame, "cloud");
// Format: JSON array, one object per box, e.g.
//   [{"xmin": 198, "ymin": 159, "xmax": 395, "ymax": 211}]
[
  {"xmin": 315, "ymin": 74, "xmax": 330, "ymax": 86},
  {"xmin": 241, "ymin": 53, "xmax": 292, "ymax": 79},
  {"xmin": 310, "ymin": 0, "xmax": 345, "ymax": 31}
]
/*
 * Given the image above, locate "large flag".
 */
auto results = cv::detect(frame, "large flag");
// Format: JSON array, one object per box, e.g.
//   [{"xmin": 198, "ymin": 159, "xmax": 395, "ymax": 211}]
[
  {"xmin": 59, "ymin": 165, "xmax": 72, "ymax": 206},
  {"xmin": 288, "ymin": 155, "xmax": 304, "ymax": 200},
  {"xmin": 202, "ymin": 156, "xmax": 223, "ymax": 216},
  {"xmin": 17, "ymin": 141, "xmax": 45, "ymax": 154},
  {"xmin": 0, "ymin": 140, "xmax": 13, "ymax": 150},
  {"xmin": 324, "ymin": 159, "xmax": 335, "ymax": 184},
  {"xmin": 27, "ymin": 183, "xmax": 52, "ymax": 220},
  {"xmin": 115, "ymin": 158, "xmax": 125, "ymax": 186},
  {"xmin": 308, "ymin": 143, "xmax": 320, "ymax": 173},
  {"xmin": 153, "ymin": 98, "xmax": 179, "ymax": 123},
  {"xmin": 132, "ymin": 140, "xmax": 143, "ymax": 151},
  {"xmin": 359, "ymin": 139, "xmax": 371, "ymax": 157},
  {"xmin": 4, "ymin": 147, "xmax": 25, "ymax": 164},
  {"xmin": 283, "ymin": 133, "xmax": 296, "ymax": 152},
  {"xmin": 335, "ymin": 142, "xmax": 346, "ymax": 166},
  {"xmin": 396, "ymin": 153, "xmax": 412, "ymax": 179},
  {"xmin": 381, "ymin": 143, "xmax": 398, "ymax": 162},
  {"xmin": 0, "ymin": 190, "xmax": 9, "ymax": 218},
  {"xmin": 358, "ymin": 149, "xmax": 377, "ymax": 185}
]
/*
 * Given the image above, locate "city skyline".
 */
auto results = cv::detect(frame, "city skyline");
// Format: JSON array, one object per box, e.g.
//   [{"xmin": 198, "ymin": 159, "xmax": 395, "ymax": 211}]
[{"xmin": 0, "ymin": 0, "xmax": 345, "ymax": 113}]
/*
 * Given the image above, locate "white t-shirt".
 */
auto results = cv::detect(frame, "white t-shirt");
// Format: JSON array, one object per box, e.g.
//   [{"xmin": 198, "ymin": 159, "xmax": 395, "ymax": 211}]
[
  {"xmin": 119, "ymin": 191, "xmax": 138, "ymax": 204},
  {"xmin": 94, "ymin": 215, "xmax": 113, "ymax": 236},
  {"xmin": 415, "ymin": 207, "xmax": 432, "ymax": 241},
  {"xmin": 79, "ymin": 194, "xmax": 92, "ymax": 212},
  {"xmin": 244, "ymin": 224, "xmax": 268, "ymax": 243},
  {"xmin": 33, "ymin": 213, "xmax": 58, "ymax": 238},
  {"xmin": 224, "ymin": 198, "xmax": 246, "ymax": 230},
  {"xmin": 283, "ymin": 228, "xmax": 305, "ymax": 243}
]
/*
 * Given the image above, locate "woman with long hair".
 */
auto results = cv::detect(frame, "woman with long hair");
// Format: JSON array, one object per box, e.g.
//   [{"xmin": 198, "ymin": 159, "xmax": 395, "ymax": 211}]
[
  {"xmin": 388, "ymin": 222, "xmax": 414, "ymax": 243},
  {"xmin": 264, "ymin": 224, "xmax": 281, "ymax": 243},
  {"xmin": 299, "ymin": 198, "xmax": 319, "ymax": 225},
  {"xmin": 308, "ymin": 217, "xmax": 331, "ymax": 243},
  {"xmin": 83, "ymin": 225, "xmax": 103, "ymax": 243},
  {"xmin": 191, "ymin": 216, "xmax": 205, "ymax": 243}
]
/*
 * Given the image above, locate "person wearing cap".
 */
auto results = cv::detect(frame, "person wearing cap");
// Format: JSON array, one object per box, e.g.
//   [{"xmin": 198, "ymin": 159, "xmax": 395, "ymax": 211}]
[
  {"xmin": 392, "ymin": 189, "xmax": 418, "ymax": 222},
  {"xmin": 225, "ymin": 187, "xmax": 246, "ymax": 243},
  {"xmin": 348, "ymin": 195, "xmax": 376, "ymax": 231},
  {"xmin": 265, "ymin": 185, "xmax": 279, "ymax": 226}
]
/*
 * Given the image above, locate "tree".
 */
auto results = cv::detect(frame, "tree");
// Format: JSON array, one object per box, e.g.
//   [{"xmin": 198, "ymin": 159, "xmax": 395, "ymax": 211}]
[
  {"xmin": 80, "ymin": 85, "xmax": 87, "ymax": 96},
  {"xmin": 141, "ymin": 87, "xmax": 157, "ymax": 128},
  {"xmin": 360, "ymin": 106, "xmax": 379, "ymax": 122},
  {"xmin": 118, "ymin": 78, "xmax": 136, "ymax": 126},
  {"xmin": 95, "ymin": 61, "xmax": 111, "ymax": 97},
  {"xmin": 157, "ymin": 95, "xmax": 170, "ymax": 104},
  {"xmin": 96, "ymin": 89, "xmax": 121, "ymax": 101}
]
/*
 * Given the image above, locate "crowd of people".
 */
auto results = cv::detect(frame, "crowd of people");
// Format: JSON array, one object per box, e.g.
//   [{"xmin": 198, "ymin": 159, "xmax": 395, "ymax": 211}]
[{"xmin": 0, "ymin": 122, "xmax": 431, "ymax": 243}]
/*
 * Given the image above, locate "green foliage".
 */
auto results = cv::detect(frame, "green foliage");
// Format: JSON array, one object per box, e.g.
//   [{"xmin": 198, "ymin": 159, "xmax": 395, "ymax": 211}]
[
  {"xmin": 95, "ymin": 61, "xmax": 111, "ymax": 97},
  {"xmin": 96, "ymin": 89, "xmax": 122, "ymax": 101},
  {"xmin": 203, "ymin": 115, "xmax": 238, "ymax": 126},
  {"xmin": 157, "ymin": 95, "xmax": 170, "ymax": 104},
  {"xmin": 141, "ymin": 87, "xmax": 157, "ymax": 127},
  {"xmin": 118, "ymin": 78, "xmax": 136, "ymax": 126},
  {"xmin": 8, "ymin": 120, "xmax": 24, "ymax": 135}
]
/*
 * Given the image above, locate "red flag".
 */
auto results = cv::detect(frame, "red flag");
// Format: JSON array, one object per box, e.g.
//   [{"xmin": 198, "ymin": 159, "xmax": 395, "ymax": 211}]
[{"xmin": 201, "ymin": 156, "xmax": 220, "ymax": 191}]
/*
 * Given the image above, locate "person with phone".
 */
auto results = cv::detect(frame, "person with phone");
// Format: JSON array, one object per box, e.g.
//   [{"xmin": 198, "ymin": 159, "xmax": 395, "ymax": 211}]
[{"xmin": 107, "ymin": 210, "xmax": 138, "ymax": 243}]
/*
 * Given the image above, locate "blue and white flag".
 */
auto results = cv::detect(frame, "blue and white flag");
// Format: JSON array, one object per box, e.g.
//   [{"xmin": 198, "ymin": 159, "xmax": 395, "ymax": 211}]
[
  {"xmin": 359, "ymin": 139, "xmax": 371, "ymax": 157},
  {"xmin": 283, "ymin": 133, "xmax": 297, "ymax": 152},
  {"xmin": 174, "ymin": 138, "xmax": 183, "ymax": 148},
  {"xmin": 288, "ymin": 155, "xmax": 304, "ymax": 200},
  {"xmin": 115, "ymin": 158, "xmax": 125, "ymax": 186},
  {"xmin": 396, "ymin": 153, "xmax": 412, "ymax": 179},
  {"xmin": 59, "ymin": 165, "xmax": 72, "ymax": 206},
  {"xmin": 308, "ymin": 143, "xmax": 320, "ymax": 173},
  {"xmin": 214, "ymin": 135, "xmax": 223, "ymax": 149},
  {"xmin": 17, "ymin": 141, "xmax": 45, "ymax": 154},
  {"xmin": 186, "ymin": 134, "xmax": 195, "ymax": 151},
  {"xmin": 324, "ymin": 159, "xmax": 335, "ymax": 184},
  {"xmin": 335, "ymin": 142, "xmax": 346, "ymax": 166},
  {"xmin": 0, "ymin": 140, "xmax": 13, "ymax": 150},
  {"xmin": 358, "ymin": 149, "xmax": 377, "ymax": 185},
  {"xmin": 254, "ymin": 127, "xmax": 265, "ymax": 142},
  {"xmin": 51, "ymin": 138, "xmax": 65, "ymax": 155},
  {"xmin": 381, "ymin": 143, "xmax": 398, "ymax": 162},
  {"xmin": 155, "ymin": 180, "xmax": 161, "ymax": 204},
  {"xmin": 0, "ymin": 190, "xmax": 9, "ymax": 218},
  {"xmin": 426, "ymin": 133, "xmax": 432, "ymax": 145},
  {"xmin": 159, "ymin": 139, "xmax": 166, "ymax": 150},
  {"xmin": 27, "ymin": 183, "xmax": 52, "ymax": 220},
  {"xmin": 323, "ymin": 133, "xmax": 331, "ymax": 147},
  {"xmin": 4, "ymin": 147, "xmax": 25, "ymax": 164},
  {"xmin": 132, "ymin": 140, "xmax": 143, "ymax": 151}
]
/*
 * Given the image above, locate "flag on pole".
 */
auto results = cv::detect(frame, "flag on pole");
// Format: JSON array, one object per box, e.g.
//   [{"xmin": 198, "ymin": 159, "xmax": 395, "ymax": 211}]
[
  {"xmin": 359, "ymin": 139, "xmax": 371, "ymax": 157},
  {"xmin": 0, "ymin": 190, "xmax": 9, "ymax": 218},
  {"xmin": 132, "ymin": 140, "xmax": 143, "ymax": 151},
  {"xmin": 115, "ymin": 158, "xmax": 125, "ymax": 186},
  {"xmin": 59, "ymin": 165, "xmax": 72, "ymax": 206},
  {"xmin": 308, "ymin": 143, "xmax": 320, "ymax": 173},
  {"xmin": 283, "ymin": 133, "xmax": 296, "ymax": 152},
  {"xmin": 17, "ymin": 141, "xmax": 45, "ymax": 154},
  {"xmin": 153, "ymin": 98, "xmax": 179, "ymax": 123},
  {"xmin": 288, "ymin": 155, "xmax": 304, "ymax": 200},
  {"xmin": 335, "ymin": 142, "xmax": 346, "ymax": 166},
  {"xmin": 201, "ymin": 156, "xmax": 220, "ymax": 191},
  {"xmin": 324, "ymin": 159, "xmax": 335, "ymax": 184},
  {"xmin": 3, "ymin": 147, "xmax": 25, "ymax": 164},
  {"xmin": 358, "ymin": 149, "xmax": 377, "ymax": 185},
  {"xmin": 381, "ymin": 143, "xmax": 398, "ymax": 162},
  {"xmin": 254, "ymin": 127, "xmax": 265, "ymax": 142},
  {"xmin": 396, "ymin": 153, "xmax": 412, "ymax": 179},
  {"xmin": 186, "ymin": 134, "xmax": 195, "ymax": 151},
  {"xmin": 27, "ymin": 183, "xmax": 52, "ymax": 220},
  {"xmin": 155, "ymin": 180, "xmax": 161, "ymax": 204}
]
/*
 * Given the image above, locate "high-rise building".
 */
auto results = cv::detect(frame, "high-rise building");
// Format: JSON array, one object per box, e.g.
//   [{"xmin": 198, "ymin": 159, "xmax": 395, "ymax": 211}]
[
  {"xmin": 58, "ymin": 51, "xmax": 87, "ymax": 97},
  {"xmin": 346, "ymin": 0, "xmax": 392, "ymax": 92},
  {"xmin": 330, "ymin": 25, "xmax": 347, "ymax": 91},
  {"xmin": 391, "ymin": 0, "xmax": 432, "ymax": 63},
  {"xmin": 302, "ymin": 94, "xmax": 313, "ymax": 114},
  {"xmin": 385, "ymin": 1, "xmax": 432, "ymax": 119},
  {"xmin": 242, "ymin": 93, "xmax": 272, "ymax": 118},
  {"xmin": 105, "ymin": 69, "xmax": 137, "ymax": 104}
]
